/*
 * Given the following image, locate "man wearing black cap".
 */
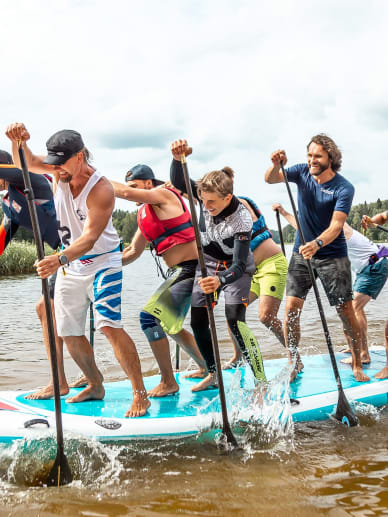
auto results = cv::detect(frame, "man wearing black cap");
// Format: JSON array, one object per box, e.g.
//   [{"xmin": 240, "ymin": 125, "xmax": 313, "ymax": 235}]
[
  {"xmin": 110, "ymin": 164, "xmax": 206, "ymax": 397},
  {"xmin": 6, "ymin": 122, "xmax": 150, "ymax": 417}
]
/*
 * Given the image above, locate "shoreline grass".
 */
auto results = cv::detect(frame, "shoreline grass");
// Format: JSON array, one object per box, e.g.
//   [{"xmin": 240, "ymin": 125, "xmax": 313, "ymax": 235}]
[{"xmin": 0, "ymin": 241, "xmax": 42, "ymax": 276}]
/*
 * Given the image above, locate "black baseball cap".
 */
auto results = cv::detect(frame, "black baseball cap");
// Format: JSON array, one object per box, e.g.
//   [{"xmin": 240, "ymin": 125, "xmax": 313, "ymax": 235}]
[
  {"xmin": 43, "ymin": 129, "xmax": 84, "ymax": 165},
  {"xmin": 125, "ymin": 164, "xmax": 164, "ymax": 186},
  {"xmin": 0, "ymin": 150, "xmax": 13, "ymax": 165}
]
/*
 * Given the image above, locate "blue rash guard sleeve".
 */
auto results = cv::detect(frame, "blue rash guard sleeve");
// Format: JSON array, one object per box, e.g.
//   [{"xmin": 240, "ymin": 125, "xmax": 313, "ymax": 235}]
[
  {"xmin": 217, "ymin": 232, "xmax": 251, "ymax": 285},
  {"xmin": 0, "ymin": 166, "xmax": 53, "ymax": 199}
]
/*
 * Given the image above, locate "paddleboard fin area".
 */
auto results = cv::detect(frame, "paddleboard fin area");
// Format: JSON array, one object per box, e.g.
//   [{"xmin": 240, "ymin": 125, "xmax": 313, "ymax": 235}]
[
  {"xmin": 24, "ymin": 419, "xmax": 50, "ymax": 429},
  {"xmin": 95, "ymin": 419, "xmax": 122, "ymax": 430}
]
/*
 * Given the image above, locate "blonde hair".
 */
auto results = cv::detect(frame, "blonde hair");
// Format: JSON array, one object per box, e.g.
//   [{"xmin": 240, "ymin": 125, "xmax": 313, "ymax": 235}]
[{"xmin": 197, "ymin": 167, "xmax": 234, "ymax": 198}]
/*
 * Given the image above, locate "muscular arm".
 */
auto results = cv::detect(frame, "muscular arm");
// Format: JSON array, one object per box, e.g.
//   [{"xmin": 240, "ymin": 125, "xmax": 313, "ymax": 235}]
[
  {"xmin": 10, "ymin": 141, "xmax": 55, "ymax": 177},
  {"xmin": 63, "ymin": 178, "xmax": 115, "ymax": 262},
  {"xmin": 272, "ymin": 203, "xmax": 297, "ymax": 229},
  {"xmin": 299, "ymin": 210, "xmax": 348, "ymax": 260},
  {"xmin": 264, "ymin": 164, "xmax": 285, "ymax": 184},
  {"xmin": 316, "ymin": 210, "xmax": 347, "ymax": 246},
  {"xmin": 122, "ymin": 228, "xmax": 147, "ymax": 266},
  {"xmin": 110, "ymin": 180, "xmax": 171, "ymax": 205}
]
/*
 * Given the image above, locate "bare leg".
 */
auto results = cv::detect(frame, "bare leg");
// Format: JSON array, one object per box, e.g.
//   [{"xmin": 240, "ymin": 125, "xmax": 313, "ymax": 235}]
[
  {"xmin": 222, "ymin": 324, "xmax": 243, "ymax": 369},
  {"xmin": 64, "ymin": 335, "xmax": 105, "ymax": 403},
  {"xmin": 101, "ymin": 327, "xmax": 150, "ymax": 416},
  {"xmin": 147, "ymin": 337, "xmax": 179, "ymax": 397},
  {"xmin": 336, "ymin": 301, "xmax": 370, "ymax": 382},
  {"xmin": 258, "ymin": 295, "xmax": 285, "ymax": 347},
  {"xmin": 171, "ymin": 329, "xmax": 207, "ymax": 378},
  {"xmin": 341, "ymin": 293, "xmax": 371, "ymax": 364},
  {"xmin": 26, "ymin": 297, "xmax": 69, "ymax": 400},
  {"xmin": 284, "ymin": 296, "xmax": 305, "ymax": 382},
  {"xmin": 375, "ymin": 319, "xmax": 388, "ymax": 379}
]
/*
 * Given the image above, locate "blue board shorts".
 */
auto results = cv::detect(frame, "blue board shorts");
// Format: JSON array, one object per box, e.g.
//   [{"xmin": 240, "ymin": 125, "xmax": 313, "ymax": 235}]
[{"xmin": 353, "ymin": 257, "xmax": 388, "ymax": 299}]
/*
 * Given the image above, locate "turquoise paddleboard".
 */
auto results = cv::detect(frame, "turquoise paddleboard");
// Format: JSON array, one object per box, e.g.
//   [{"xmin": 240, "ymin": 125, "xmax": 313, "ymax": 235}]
[{"xmin": 0, "ymin": 348, "xmax": 387, "ymax": 443}]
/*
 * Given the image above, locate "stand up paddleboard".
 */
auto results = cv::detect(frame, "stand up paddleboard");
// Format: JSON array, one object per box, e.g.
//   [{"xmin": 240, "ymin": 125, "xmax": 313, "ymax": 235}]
[{"xmin": 1, "ymin": 348, "xmax": 387, "ymax": 444}]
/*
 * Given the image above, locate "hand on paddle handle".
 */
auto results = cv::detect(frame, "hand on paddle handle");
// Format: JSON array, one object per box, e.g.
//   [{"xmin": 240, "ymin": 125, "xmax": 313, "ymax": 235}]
[
  {"xmin": 361, "ymin": 215, "xmax": 373, "ymax": 230},
  {"xmin": 171, "ymin": 139, "xmax": 193, "ymax": 161},
  {"xmin": 198, "ymin": 275, "xmax": 221, "ymax": 294},
  {"xmin": 270, "ymin": 150, "xmax": 287, "ymax": 168},
  {"xmin": 272, "ymin": 203, "xmax": 287, "ymax": 216},
  {"xmin": 299, "ymin": 240, "xmax": 319, "ymax": 260},
  {"xmin": 5, "ymin": 123, "xmax": 30, "ymax": 143},
  {"xmin": 35, "ymin": 255, "xmax": 61, "ymax": 279}
]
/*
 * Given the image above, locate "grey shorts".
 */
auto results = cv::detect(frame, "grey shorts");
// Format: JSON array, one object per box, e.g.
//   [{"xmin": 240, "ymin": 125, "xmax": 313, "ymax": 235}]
[
  {"xmin": 286, "ymin": 252, "xmax": 353, "ymax": 307},
  {"xmin": 191, "ymin": 254, "xmax": 255, "ymax": 307}
]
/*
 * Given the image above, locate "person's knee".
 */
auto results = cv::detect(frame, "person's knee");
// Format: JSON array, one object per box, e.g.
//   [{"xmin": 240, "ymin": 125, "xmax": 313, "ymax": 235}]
[
  {"xmin": 139, "ymin": 311, "xmax": 166, "ymax": 342},
  {"xmin": 35, "ymin": 296, "xmax": 45, "ymax": 319},
  {"xmin": 259, "ymin": 309, "xmax": 275, "ymax": 327}
]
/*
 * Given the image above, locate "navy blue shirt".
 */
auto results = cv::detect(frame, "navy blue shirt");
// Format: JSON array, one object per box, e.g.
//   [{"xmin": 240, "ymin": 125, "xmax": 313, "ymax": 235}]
[{"xmin": 285, "ymin": 163, "xmax": 354, "ymax": 258}]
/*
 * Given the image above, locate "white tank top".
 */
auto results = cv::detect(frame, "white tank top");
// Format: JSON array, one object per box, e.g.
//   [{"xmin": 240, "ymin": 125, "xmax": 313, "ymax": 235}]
[
  {"xmin": 347, "ymin": 229, "xmax": 378, "ymax": 274},
  {"xmin": 55, "ymin": 170, "xmax": 121, "ymax": 275}
]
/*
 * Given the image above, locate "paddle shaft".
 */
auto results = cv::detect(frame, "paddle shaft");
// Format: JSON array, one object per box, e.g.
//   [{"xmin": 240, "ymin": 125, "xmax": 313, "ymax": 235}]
[
  {"xmin": 180, "ymin": 155, "xmax": 237, "ymax": 446},
  {"xmin": 275, "ymin": 209, "xmax": 286, "ymax": 255},
  {"xmin": 280, "ymin": 162, "xmax": 357, "ymax": 423},
  {"xmin": 89, "ymin": 303, "xmax": 95, "ymax": 348},
  {"xmin": 17, "ymin": 145, "xmax": 71, "ymax": 482}
]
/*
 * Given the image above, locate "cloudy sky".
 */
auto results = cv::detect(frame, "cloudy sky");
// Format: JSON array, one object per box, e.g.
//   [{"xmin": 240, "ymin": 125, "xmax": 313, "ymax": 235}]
[{"xmin": 0, "ymin": 0, "xmax": 387, "ymax": 228}]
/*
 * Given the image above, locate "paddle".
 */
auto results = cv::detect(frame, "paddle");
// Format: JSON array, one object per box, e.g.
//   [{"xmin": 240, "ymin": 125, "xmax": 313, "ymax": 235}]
[
  {"xmin": 17, "ymin": 143, "xmax": 73, "ymax": 485},
  {"xmin": 89, "ymin": 303, "xmax": 95, "ymax": 348},
  {"xmin": 364, "ymin": 216, "xmax": 388, "ymax": 234},
  {"xmin": 280, "ymin": 162, "xmax": 358, "ymax": 427},
  {"xmin": 275, "ymin": 209, "xmax": 286, "ymax": 255},
  {"xmin": 175, "ymin": 343, "xmax": 180, "ymax": 371},
  {"xmin": 180, "ymin": 153, "xmax": 238, "ymax": 447}
]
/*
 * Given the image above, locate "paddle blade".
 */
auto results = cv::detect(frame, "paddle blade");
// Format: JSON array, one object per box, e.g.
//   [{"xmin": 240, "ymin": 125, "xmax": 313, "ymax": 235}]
[
  {"xmin": 222, "ymin": 425, "xmax": 239, "ymax": 448},
  {"xmin": 334, "ymin": 390, "xmax": 358, "ymax": 427},
  {"xmin": 47, "ymin": 450, "xmax": 73, "ymax": 487}
]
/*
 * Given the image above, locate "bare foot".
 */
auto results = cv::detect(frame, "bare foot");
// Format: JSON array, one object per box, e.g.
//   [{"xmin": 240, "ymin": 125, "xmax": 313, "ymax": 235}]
[
  {"xmin": 125, "ymin": 393, "xmax": 151, "ymax": 418},
  {"xmin": 69, "ymin": 376, "xmax": 88, "ymax": 388},
  {"xmin": 25, "ymin": 383, "xmax": 69, "ymax": 400},
  {"xmin": 66, "ymin": 384, "xmax": 105, "ymax": 403},
  {"xmin": 222, "ymin": 358, "xmax": 242, "ymax": 370},
  {"xmin": 147, "ymin": 380, "xmax": 179, "ymax": 397},
  {"xmin": 341, "ymin": 353, "xmax": 371, "ymax": 365},
  {"xmin": 289, "ymin": 358, "xmax": 304, "ymax": 383},
  {"xmin": 374, "ymin": 366, "xmax": 388, "ymax": 379},
  {"xmin": 184, "ymin": 369, "xmax": 207, "ymax": 379},
  {"xmin": 69, "ymin": 370, "xmax": 104, "ymax": 388},
  {"xmin": 353, "ymin": 368, "xmax": 370, "ymax": 382},
  {"xmin": 191, "ymin": 373, "xmax": 218, "ymax": 392},
  {"xmin": 341, "ymin": 347, "xmax": 351, "ymax": 354}
]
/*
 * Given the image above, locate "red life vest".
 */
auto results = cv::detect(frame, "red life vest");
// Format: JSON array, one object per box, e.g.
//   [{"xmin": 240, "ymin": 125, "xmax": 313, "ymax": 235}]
[{"xmin": 137, "ymin": 187, "xmax": 195, "ymax": 256}]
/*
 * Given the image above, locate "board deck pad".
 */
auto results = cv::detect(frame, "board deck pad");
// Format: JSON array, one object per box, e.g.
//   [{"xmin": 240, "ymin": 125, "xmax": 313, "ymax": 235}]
[{"xmin": 1, "ymin": 349, "xmax": 388, "ymax": 443}]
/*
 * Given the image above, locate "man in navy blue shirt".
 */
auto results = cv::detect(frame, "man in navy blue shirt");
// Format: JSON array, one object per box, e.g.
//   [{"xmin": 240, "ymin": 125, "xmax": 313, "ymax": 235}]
[{"xmin": 265, "ymin": 134, "xmax": 369, "ymax": 383}]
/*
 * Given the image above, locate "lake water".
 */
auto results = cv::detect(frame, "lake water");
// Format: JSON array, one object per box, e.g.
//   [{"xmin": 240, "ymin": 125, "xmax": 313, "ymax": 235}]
[{"xmin": 1, "ymin": 246, "xmax": 388, "ymax": 516}]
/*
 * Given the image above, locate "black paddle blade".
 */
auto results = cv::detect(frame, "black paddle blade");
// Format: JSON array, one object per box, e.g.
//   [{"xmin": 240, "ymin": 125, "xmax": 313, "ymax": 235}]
[
  {"xmin": 334, "ymin": 390, "xmax": 358, "ymax": 427},
  {"xmin": 223, "ymin": 425, "xmax": 239, "ymax": 448},
  {"xmin": 47, "ymin": 450, "xmax": 73, "ymax": 487}
]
